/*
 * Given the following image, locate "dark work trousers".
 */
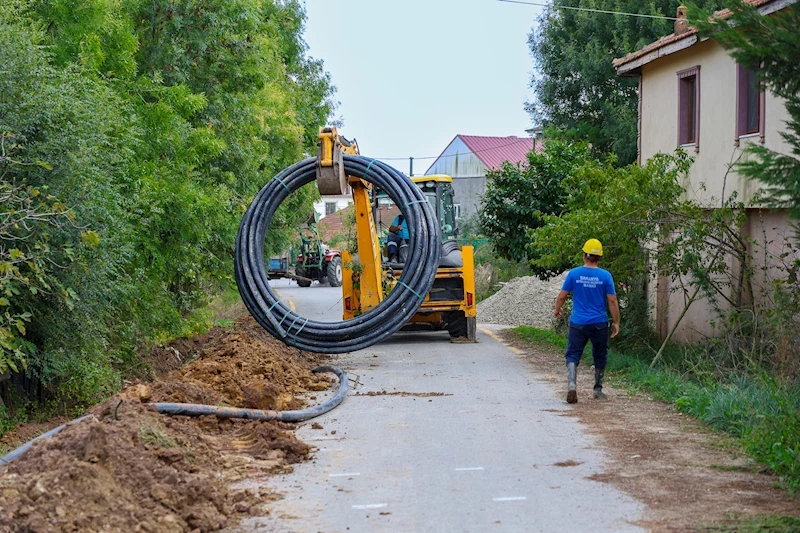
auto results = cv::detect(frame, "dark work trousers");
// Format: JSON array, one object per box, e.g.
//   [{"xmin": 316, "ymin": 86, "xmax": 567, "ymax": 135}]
[{"xmin": 565, "ymin": 321, "xmax": 609, "ymax": 369}]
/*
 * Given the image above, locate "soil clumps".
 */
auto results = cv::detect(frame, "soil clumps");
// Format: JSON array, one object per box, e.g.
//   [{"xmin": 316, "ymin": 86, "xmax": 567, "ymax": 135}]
[{"xmin": 0, "ymin": 316, "xmax": 332, "ymax": 532}]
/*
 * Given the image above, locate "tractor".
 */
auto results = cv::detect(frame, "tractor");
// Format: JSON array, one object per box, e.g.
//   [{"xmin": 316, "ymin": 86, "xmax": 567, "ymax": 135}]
[{"xmin": 293, "ymin": 223, "xmax": 343, "ymax": 288}]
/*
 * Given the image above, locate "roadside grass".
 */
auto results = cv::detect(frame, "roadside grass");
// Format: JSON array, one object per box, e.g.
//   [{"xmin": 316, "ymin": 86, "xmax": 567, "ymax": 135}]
[
  {"xmin": 698, "ymin": 514, "xmax": 800, "ymax": 532},
  {"xmin": 511, "ymin": 325, "xmax": 800, "ymax": 495}
]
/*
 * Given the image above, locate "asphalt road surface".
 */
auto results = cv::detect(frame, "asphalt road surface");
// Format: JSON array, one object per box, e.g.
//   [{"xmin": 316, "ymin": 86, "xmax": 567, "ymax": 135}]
[{"xmin": 233, "ymin": 279, "xmax": 645, "ymax": 533}]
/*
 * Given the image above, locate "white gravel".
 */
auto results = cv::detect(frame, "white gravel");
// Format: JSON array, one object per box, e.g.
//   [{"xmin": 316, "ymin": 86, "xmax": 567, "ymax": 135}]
[{"xmin": 477, "ymin": 272, "xmax": 566, "ymax": 328}]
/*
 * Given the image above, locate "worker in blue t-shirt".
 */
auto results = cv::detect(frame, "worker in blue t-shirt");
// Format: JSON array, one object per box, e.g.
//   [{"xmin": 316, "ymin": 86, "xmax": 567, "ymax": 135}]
[
  {"xmin": 387, "ymin": 214, "xmax": 408, "ymax": 263},
  {"xmin": 554, "ymin": 239, "xmax": 620, "ymax": 404}
]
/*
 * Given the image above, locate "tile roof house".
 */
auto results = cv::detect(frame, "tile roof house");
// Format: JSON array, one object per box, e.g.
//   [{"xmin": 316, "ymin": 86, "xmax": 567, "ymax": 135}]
[
  {"xmin": 425, "ymin": 135, "xmax": 543, "ymax": 219},
  {"xmin": 614, "ymin": 0, "xmax": 799, "ymax": 342}
]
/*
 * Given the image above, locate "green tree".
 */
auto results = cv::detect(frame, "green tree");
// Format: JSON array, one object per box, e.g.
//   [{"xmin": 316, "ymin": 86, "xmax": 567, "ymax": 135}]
[
  {"xmin": 528, "ymin": 1, "xmax": 719, "ymax": 165},
  {"xmin": 0, "ymin": 0, "xmax": 336, "ymax": 409},
  {"xmin": 688, "ymin": 1, "xmax": 800, "ymax": 226},
  {"xmin": 479, "ymin": 140, "xmax": 590, "ymax": 276}
]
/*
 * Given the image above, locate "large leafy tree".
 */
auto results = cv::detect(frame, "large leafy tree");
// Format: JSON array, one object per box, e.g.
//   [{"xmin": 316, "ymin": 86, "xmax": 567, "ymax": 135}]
[
  {"xmin": 1, "ymin": 0, "xmax": 336, "ymax": 407},
  {"xmin": 528, "ymin": 0, "xmax": 719, "ymax": 165},
  {"xmin": 479, "ymin": 141, "xmax": 590, "ymax": 276}
]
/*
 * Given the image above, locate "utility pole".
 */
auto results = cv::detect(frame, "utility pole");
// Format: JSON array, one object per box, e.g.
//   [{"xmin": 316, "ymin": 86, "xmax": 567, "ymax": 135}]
[{"xmin": 409, "ymin": 156, "xmax": 414, "ymax": 177}]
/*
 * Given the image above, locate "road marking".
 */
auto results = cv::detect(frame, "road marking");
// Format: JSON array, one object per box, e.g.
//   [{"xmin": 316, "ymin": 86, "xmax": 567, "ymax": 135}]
[
  {"xmin": 479, "ymin": 327, "xmax": 525, "ymax": 355},
  {"xmin": 287, "ymin": 298, "xmax": 296, "ymax": 312},
  {"xmin": 493, "ymin": 496, "xmax": 527, "ymax": 502},
  {"xmin": 352, "ymin": 503, "xmax": 387, "ymax": 510},
  {"xmin": 329, "ymin": 472, "xmax": 360, "ymax": 477},
  {"xmin": 454, "ymin": 467, "xmax": 484, "ymax": 471}
]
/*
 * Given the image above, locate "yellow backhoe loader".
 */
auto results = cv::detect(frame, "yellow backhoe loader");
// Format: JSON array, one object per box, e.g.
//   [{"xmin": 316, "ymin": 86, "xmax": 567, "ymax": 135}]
[{"xmin": 316, "ymin": 127, "xmax": 477, "ymax": 341}]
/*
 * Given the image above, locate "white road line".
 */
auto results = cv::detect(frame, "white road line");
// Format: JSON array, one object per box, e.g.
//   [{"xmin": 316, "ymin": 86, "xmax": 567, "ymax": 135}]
[
  {"xmin": 352, "ymin": 503, "xmax": 387, "ymax": 510},
  {"xmin": 329, "ymin": 472, "xmax": 360, "ymax": 477},
  {"xmin": 454, "ymin": 467, "xmax": 484, "ymax": 471},
  {"xmin": 493, "ymin": 496, "xmax": 527, "ymax": 502}
]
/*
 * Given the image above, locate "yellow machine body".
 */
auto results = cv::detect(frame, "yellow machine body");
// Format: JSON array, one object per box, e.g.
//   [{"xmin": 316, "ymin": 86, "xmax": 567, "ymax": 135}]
[{"xmin": 318, "ymin": 128, "xmax": 477, "ymax": 341}]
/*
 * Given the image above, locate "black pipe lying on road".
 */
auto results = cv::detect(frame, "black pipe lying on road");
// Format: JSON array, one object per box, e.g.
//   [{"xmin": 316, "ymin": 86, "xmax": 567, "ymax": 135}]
[
  {"xmin": 153, "ymin": 365, "xmax": 347, "ymax": 422},
  {"xmin": 235, "ymin": 156, "xmax": 441, "ymax": 353},
  {"xmin": 0, "ymin": 366, "xmax": 346, "ymax": 464}
]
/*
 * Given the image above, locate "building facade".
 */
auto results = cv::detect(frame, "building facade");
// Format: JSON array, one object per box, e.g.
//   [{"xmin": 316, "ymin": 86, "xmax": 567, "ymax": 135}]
[
  {"xmin": 425, "ymin": 135, "xmax": 540, "ymax": 220},
  {"xmin": 614, "ymin": 0, "xmax": 798, "ymax": 342}
]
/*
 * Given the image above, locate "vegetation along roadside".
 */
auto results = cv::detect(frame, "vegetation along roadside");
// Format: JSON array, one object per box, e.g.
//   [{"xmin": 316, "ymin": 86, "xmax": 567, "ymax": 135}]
[{"xmin": 511, "ymin": 326, "xmax": 800, "ymax": 496}]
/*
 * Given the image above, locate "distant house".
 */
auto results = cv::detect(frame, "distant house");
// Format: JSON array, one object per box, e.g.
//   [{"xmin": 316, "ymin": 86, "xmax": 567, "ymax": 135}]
[
  {"xmin": 313, "ymin": 184, "xmax": 352, "ymax": 222},
  {"xmin": 425, "ymin": 135, "xmax": 541, "ymax": 219},
  {"xmin": 613, "ymin": 0, "xmax": 798, "ymax": 342},
  {"xmin": 318, "ymin": 204, "xmax": 401, "ymax": 245}
]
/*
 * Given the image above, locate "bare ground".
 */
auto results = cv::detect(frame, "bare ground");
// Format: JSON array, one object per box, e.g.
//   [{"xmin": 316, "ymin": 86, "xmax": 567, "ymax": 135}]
[
  {"xmin": 0, "ymin": 316, "xmax": 333, "ymax": 533},
  {"xmin": 501, "ymin": 330, "xmax": 800, "ymax": 532}
]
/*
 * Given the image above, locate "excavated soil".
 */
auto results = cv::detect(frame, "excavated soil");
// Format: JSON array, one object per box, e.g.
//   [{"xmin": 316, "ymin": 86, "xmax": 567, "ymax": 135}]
[
  {"xmin": 0, "ymin": 316, "xmax": 333, "ymax": 533},
  {"xmin": 500, "ymin": 329, "xmax": 800, "ymax": 532}
]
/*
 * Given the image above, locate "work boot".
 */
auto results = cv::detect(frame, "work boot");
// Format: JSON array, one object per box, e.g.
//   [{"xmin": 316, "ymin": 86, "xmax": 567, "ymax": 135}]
[
  {"xmin": 566, "ymin": 362, "xmax": 577, "ymax": 404},
  {"xmin": 593, "ymin": 367, "xmax": 606, "ymax": 399}
]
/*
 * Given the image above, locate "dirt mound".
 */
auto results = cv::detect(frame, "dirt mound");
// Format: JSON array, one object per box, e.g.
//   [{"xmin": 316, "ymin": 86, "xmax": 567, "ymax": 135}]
[{"xmin": 0, "ymin": 315, "xmax": 333, "ymax": 532}]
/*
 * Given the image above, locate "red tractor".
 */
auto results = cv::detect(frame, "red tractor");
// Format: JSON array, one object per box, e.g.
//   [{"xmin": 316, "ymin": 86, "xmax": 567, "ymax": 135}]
[{"xmin": 294, "ymin": 224, "xmax": 342, "ymax": 288}]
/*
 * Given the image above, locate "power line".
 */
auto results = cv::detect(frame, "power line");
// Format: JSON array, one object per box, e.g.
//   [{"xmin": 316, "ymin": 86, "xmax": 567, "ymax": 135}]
[{"xmin": 497, "ymin": 0, "xmax": 677, "ymax": 20}]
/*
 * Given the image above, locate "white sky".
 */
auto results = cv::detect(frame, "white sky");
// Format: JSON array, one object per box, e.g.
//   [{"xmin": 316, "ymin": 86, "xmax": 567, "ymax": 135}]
[{"xmin": 302, "ymin": 0, "xmax": 544, "ymax": 175}]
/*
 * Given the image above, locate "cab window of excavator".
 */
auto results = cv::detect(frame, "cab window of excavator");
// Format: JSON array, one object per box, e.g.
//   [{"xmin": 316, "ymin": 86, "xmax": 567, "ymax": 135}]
[{"xmin": 420, "ymin": 181, "xmax": 457, "ymax": 242}]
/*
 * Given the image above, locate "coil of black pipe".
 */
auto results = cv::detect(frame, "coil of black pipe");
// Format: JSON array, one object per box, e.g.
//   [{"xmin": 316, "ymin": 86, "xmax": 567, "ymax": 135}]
[{"xmin": 235, "ymin": 155, "xmax": 441, "ymax": 353}]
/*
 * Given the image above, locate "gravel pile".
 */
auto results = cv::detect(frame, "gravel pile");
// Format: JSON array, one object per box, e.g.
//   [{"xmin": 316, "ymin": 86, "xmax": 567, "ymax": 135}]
[{"xmin": 477, "ymin": 272, "xmax": 566, "ymax": 328}]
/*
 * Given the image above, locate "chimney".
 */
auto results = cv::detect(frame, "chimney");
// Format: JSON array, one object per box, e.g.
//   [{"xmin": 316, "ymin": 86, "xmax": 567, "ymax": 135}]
[{"xmin": 675, "ymin": 6, "xmax": 689, "ymax": 35}]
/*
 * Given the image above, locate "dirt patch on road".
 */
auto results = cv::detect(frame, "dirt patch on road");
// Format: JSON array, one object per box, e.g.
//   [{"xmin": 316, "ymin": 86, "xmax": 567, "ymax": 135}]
[
  {"xmin": 0, "ymin": 316, "xmax": 333, "ymax": 532},
  {"xmin": 501, "ymin": 330, "xmax": 799, "ymax": 532}
]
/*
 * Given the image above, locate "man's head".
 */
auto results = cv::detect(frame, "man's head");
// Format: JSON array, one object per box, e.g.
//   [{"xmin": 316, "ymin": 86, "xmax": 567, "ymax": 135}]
[{"xmin": 582, "ymin": 238, "xmax": 603, "ymax": 264}]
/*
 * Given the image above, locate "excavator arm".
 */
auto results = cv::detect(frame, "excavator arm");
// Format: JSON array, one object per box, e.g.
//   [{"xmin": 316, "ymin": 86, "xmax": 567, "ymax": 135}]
[{"xmin": 316, "ymin": 127, "xmax": 384, "ymax": 312}]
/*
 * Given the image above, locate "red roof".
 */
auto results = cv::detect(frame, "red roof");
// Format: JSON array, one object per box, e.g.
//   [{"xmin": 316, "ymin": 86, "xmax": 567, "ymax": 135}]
[
  {"xmin": 613, "ymin": 0, "xmax": 776, "ymax": 70},
  {"xmin": 318, "ymin": 204, "xmax": 400, "ymax": 242},
  {"xmin": 456, "ymin": 135, "xmax": 541, "ymax": 171}
]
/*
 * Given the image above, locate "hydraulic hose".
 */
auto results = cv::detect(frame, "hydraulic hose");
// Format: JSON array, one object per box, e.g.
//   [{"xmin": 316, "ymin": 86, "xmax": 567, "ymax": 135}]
[
  {"xmin": 152, "ymin": 365, "xmax": 347, "ymax": 422},
  {"xmin": 235, "ymin": 155, "xmax": 441, "ymax": 353}
]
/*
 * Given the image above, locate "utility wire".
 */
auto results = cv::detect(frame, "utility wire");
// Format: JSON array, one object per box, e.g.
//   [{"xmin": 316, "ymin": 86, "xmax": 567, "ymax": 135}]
[{"xmin": 497, "ymin": 0, "xmax": 677, "ymax": 20}]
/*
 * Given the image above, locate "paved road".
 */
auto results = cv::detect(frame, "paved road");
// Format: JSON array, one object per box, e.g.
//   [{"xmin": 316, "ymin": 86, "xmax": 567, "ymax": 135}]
[{"xmin": 233, "ymin": 280, "xmax": 645, "ymax": 533}]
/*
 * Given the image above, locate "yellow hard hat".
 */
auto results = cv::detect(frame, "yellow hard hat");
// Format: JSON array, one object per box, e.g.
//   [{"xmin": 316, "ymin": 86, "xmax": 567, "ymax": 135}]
[{"xmin": 583, "ymin": 238, "xmax": 603, "ymax": 256}]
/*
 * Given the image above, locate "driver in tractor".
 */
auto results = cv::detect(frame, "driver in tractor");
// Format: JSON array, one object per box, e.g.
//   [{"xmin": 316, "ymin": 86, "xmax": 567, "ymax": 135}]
[{"xmin": 387, "ymin": 214, "xmax": 408, "ymax": 263}]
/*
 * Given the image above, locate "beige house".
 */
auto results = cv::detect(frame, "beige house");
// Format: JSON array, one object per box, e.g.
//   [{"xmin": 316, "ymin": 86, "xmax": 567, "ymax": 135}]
[{"xmin": 613, "ymin": 0, "xmax": 798, "ymax": 342}]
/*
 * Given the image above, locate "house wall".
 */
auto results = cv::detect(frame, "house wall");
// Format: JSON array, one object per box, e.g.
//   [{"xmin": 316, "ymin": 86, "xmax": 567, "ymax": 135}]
[
  {"xmin": 640, "ymin": 39, "xmax": 791, "ymax": 206},
  {"xmin": 313, "ymin": 195, "xmax": 352, "ymax": 221},
  {"xmin": 639, "ymin": 39, "xmax": 796, "ymax": 343},
  {"xmin": 425, "ymin": 137, "xmax": 488, "ymax": 219}
]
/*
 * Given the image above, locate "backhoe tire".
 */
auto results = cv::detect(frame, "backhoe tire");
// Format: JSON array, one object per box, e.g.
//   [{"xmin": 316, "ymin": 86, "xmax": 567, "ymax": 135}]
[
  {"xmin": 327, "ymin": 256, "xmax": 343, "ymax": 287},
  {"xmin": 446, "ymin": 311, "xmax": 467, "ymax": 338},
  {"xmin": 295, "ymin": 264, "xmax": 312, "ymax": 287},
  {"xmin": 446, "ymin": 311, "xmax": 477, "ymax": 342}
]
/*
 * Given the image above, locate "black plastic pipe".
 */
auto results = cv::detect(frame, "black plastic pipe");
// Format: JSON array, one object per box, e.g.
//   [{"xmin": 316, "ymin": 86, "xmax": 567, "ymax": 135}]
[
  {"xmin": 235, "ymin": 156, "xmax": 441, "ymax": 353},
  {"xmin": 153, "ymin": 365, "xmax": 347, "ymax": 422},
  {"xmin": 0, "ymin": 367, "xmax": 347, "ymax": 465},
  {"xmin": 0, "ymin": 414, "xmax": 94, "ymax": 465}
]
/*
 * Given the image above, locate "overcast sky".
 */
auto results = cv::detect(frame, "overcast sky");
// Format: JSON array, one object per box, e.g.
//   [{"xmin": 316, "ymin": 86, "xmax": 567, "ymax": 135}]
[{"xmin": 302, "ymin": 0, "xmax": 544, "ymax": 175}]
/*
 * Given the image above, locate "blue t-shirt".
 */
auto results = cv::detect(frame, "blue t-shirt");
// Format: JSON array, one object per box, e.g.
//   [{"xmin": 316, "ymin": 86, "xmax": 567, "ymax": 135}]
[
  {"xmin": 561, "ymin": 266, "xmax": 616, "ymax": 325},
  {"xmin": 392, "ymin": 215, "xmax": 409, "ymax": 240}
]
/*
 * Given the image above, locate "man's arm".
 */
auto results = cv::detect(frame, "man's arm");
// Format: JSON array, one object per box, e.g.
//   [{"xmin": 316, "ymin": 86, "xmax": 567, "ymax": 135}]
[
  {"xmin": 554, "ymin": 290, "xmax": 570, "ymax": 318},
  {"xmin": 607, "ymin": 294, "xmax": 620, "ymax": 338}
]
